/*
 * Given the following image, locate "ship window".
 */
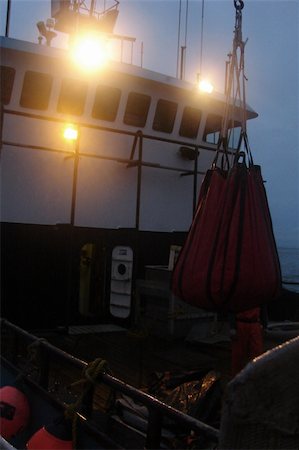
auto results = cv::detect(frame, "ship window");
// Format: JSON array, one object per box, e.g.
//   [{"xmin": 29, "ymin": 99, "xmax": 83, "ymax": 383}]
[
  {"xmin": 152, "ymin": 99, "xmax": 177, "ymax": 133},
  {"xmin": 123, "ymin": 92, "xmax": 151, "ymax": 127},
  {"xmin": 92, "ymin": 85, "xmax": 121, "ymax": 121},
  {"xmin": 204, "ymin": 115, "xmax": 242, "ymax": 147},
  {"xmin": 179, "ymin": 106, "xmax": 202, "ymax": 138},
  {"xmin": 228, "ymin": 124, "xmax": 242, "ymax": 149},
  {"xmin": 58, "ymin": 78, "xmax": 87, "ymax": 115},
  {"xmin": 0, "ymin": 66, "xmax": 15, "ymax": 105},
  {"xmin": 20, "ymin": 71, "xmax": 53, "ymax": 110},
  {"xmin": 203, "ymin": 113, "xmax": 222, "ymax": 143}
]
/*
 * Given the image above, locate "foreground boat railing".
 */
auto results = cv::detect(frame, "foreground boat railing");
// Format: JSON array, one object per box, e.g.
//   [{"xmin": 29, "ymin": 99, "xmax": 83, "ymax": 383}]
[
  {"xmin": 1, "ymin": 319, "xmax": 219, "ymax": 448},
  {"xmin": 0, "ymin": 435, "xmax": 16, "ymax": 450}
]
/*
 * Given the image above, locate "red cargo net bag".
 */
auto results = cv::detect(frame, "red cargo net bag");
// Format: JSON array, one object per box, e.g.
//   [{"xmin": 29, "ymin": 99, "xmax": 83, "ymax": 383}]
[
  {"xmin": 172, "ymin": 140, "xmax": 282, "ymax": 313},
  {"xmin": 172, "ymin": 0, "xmax": 281, "ymax": 312}
]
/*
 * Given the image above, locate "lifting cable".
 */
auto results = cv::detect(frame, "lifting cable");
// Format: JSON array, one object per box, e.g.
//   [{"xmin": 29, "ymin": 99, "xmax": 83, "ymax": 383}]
[{"xmin": 216, "ymin": 0, "xmax": 250, "ymax": 168}]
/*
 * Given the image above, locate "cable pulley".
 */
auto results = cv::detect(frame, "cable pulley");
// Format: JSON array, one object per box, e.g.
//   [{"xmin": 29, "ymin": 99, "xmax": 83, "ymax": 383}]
[{"xmin": 234, "ymin": 0, "xmax": 244, "ymax": 11}]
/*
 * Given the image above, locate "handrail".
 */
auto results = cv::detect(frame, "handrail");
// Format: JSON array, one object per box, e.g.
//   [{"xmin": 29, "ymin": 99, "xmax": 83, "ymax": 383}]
[
  {"xmin": 1, "ymin": 139, "xmax": 205, "ymax": 176},
  {"xmin": 1, "ymin": 107, "xmax": 211, "ymax": 218},
  {"xmin": 2, "ymin": 108, "xmax": 221, "ymax": 154},
  {"xmin": 0, "ymin": 436, "xmax": 17, "ymax": 450},
  {"xmin": 1, "ymin": 107, "xmax": 236, "ymax": 219},
  {"xmin": 1, "ymin": 318, "xmax": 220, "ymax": 446}
]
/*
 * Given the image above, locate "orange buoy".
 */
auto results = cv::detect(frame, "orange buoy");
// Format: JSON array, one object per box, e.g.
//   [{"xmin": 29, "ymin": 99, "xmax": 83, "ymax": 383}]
[
  {"xmin": 0, "ymin": 385, "xmax": 30, "ymax": 439},
  {"xmin": 26, "ymin": 417, "xmax": 73, "ymax": 449},
  {"xmin": 26, "ymin": 427, "xmax": 73, "ymax": 449}
]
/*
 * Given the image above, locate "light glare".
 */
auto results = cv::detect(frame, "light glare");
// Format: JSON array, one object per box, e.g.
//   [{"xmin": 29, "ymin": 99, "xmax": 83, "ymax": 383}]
[
  {"xmin": 64, "ymin": 126, "xmax": 78, "ymax": 141},
  {"xmin": 71, "ymin": 35, "xmax": 110, "ymax": 70},
  {"xmin": 198, "ymin": 79, "xmax": 214, "ymax": 94}
]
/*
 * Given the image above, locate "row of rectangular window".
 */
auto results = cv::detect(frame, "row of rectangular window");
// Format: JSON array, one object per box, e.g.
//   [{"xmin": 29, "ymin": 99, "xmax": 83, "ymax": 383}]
[{"xmin": 1, "ymin": 65, "xmax": 226, "ymax": 141}]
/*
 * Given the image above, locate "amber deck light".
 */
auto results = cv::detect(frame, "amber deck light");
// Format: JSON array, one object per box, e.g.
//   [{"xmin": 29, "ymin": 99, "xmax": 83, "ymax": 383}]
[
  {"xmin": 70, "ymin": 34, "xmax": 110, "ymax": 71},
  {"xmin": 63, "ymin": 125, "xmax": 78, "ymax": 141},
  {"xmin": 198, "ymin": 79, "xmax": 214, "ymax": 94}
]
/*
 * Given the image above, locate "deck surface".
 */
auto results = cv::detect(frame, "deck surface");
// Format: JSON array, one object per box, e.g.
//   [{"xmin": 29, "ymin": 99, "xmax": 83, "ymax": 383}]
[
  {"xmin": 2, "ymin": 320, "xmax": 297, "ymax": 439},
  {"xmin": 42, "ymin": 325, "xmax": 290, "ymax": 391}
]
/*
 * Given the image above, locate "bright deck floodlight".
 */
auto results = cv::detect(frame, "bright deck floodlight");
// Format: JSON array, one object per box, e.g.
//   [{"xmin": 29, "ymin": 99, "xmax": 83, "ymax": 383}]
[
  {"xmin": 70, "ymin": 34, "xmax": 110, "ymax": 70},
  {"xmin": 198, "ymin": 79, "xmax": 214, "ymax": 94},
  {"xmin": 63, "ymin": 125, "xmax": 78, "ymax": 141}
]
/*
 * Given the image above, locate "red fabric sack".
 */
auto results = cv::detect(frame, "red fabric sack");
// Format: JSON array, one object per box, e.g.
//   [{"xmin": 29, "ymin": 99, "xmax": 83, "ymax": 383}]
[{"xmin": 172, "ymin": 162, "xmax": 281, "ymax": 312}]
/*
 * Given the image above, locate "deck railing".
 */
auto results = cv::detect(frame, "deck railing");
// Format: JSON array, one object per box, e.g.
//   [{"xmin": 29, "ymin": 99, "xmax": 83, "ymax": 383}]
[{"xmin": 1, "ymin": 318, "xmax": 219, "ymax": 449}]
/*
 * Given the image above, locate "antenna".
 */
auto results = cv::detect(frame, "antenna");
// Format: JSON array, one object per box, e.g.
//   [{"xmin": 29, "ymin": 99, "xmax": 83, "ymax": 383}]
[
  {"xmin": 199, "ymin": 0, "xmax": 205, "ymax": 78},
  {"xmin": 176, "ymin": 0, "xmax": 182, "ymax": 78},
  {"xmin": 176, "ymin": 0, "xmax": 189, "ymax": 80},
  {"xmin": 36, "ymin": 19, "xmax": 57, "ymax": 46},
  {"xmin": 5, "ymin": 0, "xmax": 12, "ymax": 37}
]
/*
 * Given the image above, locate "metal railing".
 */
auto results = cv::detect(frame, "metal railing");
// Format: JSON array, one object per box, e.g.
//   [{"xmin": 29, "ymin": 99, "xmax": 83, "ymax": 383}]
[
  {"xmin": 1, "ymin": 108, "xmax": 218, "ymax": 220},
  {"xmin": 1, "ymin": 318, "xmax": 219, "ymax": 449}
]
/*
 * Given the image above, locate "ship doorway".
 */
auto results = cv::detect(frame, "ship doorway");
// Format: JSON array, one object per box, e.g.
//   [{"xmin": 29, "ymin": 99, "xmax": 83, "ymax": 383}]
[
  {"xmin": 79, "ymin": 243, "xmax": 105, "ymax": 319},
  {"xmin": 110, "ymin": 246, "xmax": 133, "ymax": 319},
  {"xmin": 78, "ymin": 242, "xmax": 134, "ymax": 324}
]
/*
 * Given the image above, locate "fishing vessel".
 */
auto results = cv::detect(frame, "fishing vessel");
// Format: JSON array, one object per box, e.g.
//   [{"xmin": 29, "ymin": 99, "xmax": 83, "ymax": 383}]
[
  {"xmin": 0, "ymin": 0, "xmax": 259, "ymax": 332},
  {"xmin": 2, "ymin": 4, "xmax": 299, "ymax": 448}
]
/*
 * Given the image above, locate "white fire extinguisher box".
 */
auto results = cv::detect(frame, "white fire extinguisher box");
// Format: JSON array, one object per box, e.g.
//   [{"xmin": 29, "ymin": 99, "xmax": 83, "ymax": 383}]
[{"xmin": 110, "ymin": 246, "xmax": 133, "ymax": 319}]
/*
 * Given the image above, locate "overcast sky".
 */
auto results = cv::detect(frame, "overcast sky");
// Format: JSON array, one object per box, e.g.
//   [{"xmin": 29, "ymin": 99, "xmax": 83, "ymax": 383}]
[{"xmin": 1, "ymin": 0, "xmax": 298, "ymax": 248}]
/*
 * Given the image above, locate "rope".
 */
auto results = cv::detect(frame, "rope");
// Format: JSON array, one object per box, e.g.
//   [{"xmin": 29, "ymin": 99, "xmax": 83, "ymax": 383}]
[
  {"xmin": 12, "ymin": 338, "xmax": 113, "ymax": 448},
  {"xmin": 15, "ymin": 338, "xmax": 48, "ymax": 384},
  {"xmin": 64, "ymin": 358, "xmax": 112, "ymax": 449},
  {"xmin": 214, "ymin": 0, "xmax": 251, "ymax": 170}
]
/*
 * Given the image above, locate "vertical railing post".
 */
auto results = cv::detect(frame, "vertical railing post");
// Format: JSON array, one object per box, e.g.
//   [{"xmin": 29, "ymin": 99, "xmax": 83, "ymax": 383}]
[
  {"xmin": 65, "ymin": 126, "xmax": 81, "ymax": 330},
  {"xmin": 193, "ymin": 145, "xmax": 199, "ymax": 215},
  {"xmin": 135, "ymin": 131, "xmax": 143, "ymax": 230},
  {"xmin": 38, "ymin": 345, "xmax": 50, "ymax": 390},
  {"xmin": 145, "ymin": 408, "xmax": 162, "ymax": 449},
  {"xmin": 11, "ymin": 331, "xmax": 19, "ymax": 366},
  {"xmin": 80, "ymin": 385, "xmax": 95, "ymax": 418}
]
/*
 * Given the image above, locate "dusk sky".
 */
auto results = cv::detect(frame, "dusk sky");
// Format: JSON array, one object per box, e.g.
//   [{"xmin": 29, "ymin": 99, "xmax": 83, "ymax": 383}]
[{"xmin": 1, "ymin": 0, "xmax": 298, "ymax": 248}]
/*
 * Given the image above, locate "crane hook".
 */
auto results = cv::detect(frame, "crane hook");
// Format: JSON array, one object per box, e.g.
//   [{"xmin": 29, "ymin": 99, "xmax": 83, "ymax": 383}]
[{"xmin": 234, "ymin": 0, "xmax": 244, "ymax": 10}]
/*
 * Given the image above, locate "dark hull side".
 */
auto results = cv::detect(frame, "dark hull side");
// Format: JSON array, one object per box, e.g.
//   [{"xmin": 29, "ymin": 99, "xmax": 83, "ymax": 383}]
[{"xmin": 1, "ymin": 222, "xmax": 186, "ymax": 330}]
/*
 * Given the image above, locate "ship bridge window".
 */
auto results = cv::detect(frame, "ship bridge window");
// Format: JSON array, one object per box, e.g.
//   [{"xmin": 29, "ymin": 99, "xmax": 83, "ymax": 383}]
[
  {"xmin": 179, "ymin": 106, "xmax": 202, "ymax": 138},
  {"xmin": 228, "ymin": 123, "xmax": 242, "ymax": 149},
  {"xmin": 152, "ymin": 99, "xmax": 177, "ymax": 133},
  {"xmin": 203, "ymin": 113, "xmax": 222, "ymax": 143},
  {"xmin": 123, "ymin": 92, "xmax": 151, "ymax": 127},
  {"xmin": 20, "ymin": 71, "xmax": 53, "ymax": 110},
  {"xmin": 92, "ymin": 85, "xmax": 121, "ymax": 121},
  {"xmin": 204, "ymin": 114, "xmax": 242, "ymax": 148},
  {"xmin": 0, "ymin": 66, "xmax": 15, "ymax": 105},
  {"xmin": 58, "ymin": 78, "xmax": 87, "ymax": 115}
]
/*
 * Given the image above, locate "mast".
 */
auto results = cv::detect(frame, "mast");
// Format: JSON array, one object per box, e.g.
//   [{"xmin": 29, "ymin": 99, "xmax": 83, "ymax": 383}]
[{"xmin": 5, "ymin": 0, "xmax": 11, "ymax": 37}]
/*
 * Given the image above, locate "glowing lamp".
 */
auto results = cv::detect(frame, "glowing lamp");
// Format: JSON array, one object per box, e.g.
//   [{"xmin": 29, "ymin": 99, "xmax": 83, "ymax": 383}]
[
  {"xmin": 63, "ymin": 126, "xmax": 78, "ymax": 141},
  {"xmin": 198, "ymin": 79, "xmax": 214, "ymax": 94},
  {"xmin": 70, "ymin": 34, "xmax": 110, "ymax": 70}
]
